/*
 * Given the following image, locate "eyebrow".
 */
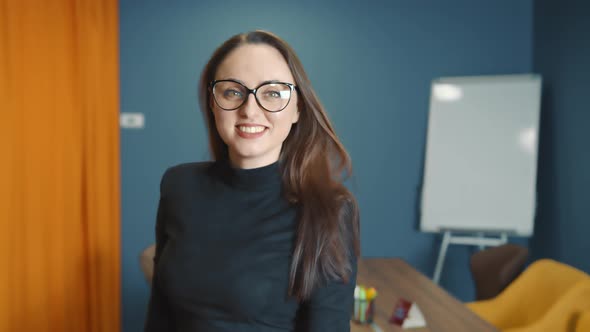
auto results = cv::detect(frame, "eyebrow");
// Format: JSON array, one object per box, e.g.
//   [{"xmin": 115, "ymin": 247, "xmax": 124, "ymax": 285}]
[{"xmin": 219, "ymin": 77, "xmax": 290, "ymax": 87}]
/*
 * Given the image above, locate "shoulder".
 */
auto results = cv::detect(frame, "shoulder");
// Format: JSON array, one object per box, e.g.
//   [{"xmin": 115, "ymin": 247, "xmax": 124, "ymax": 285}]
[
  {"xmin": 163, "ymin": 161, "xmax": 213, "ymax": 179},
  {"xmin": 159, "ymin": 161, "xmax": 214, "ymax": 194}
]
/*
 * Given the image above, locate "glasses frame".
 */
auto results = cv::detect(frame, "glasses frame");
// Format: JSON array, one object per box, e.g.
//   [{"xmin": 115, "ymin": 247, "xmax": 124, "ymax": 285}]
[{"xmin": 210, "ymin": 79, "xmax": 298, "ymax": 113}]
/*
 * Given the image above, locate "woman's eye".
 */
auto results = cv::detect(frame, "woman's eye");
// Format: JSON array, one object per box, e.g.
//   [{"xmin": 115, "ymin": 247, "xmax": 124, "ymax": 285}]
[
  {"xmin": 224, "ymin": 89, "xmax": 243, "ymax": 98},
  {"xmin": 265, "ymin": 91, "xmax": 281, "ymax": 98}
]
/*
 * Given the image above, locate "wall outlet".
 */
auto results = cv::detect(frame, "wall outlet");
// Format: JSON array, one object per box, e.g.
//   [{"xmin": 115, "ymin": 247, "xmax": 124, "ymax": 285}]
[{"xmin": 120, "ymin": 112, "xmax": 145, "ymax": 129}]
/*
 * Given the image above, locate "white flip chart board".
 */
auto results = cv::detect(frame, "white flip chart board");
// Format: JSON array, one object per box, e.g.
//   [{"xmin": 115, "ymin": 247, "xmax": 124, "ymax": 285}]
[{"xmin": 420, "ymin": 74, "xmax": 542, "ymax": 236}]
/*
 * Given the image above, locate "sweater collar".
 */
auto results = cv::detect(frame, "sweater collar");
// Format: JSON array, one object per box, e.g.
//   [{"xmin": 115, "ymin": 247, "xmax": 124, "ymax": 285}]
[{"xmin": 216, "ymin": 158, "xmax": 283, "ymax": 191}]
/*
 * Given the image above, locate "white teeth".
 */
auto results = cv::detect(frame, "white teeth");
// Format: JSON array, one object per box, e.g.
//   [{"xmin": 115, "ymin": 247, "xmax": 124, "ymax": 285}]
[{"xmin": 238, "ymin": 126, "xmax": 265, "ymax": 134}]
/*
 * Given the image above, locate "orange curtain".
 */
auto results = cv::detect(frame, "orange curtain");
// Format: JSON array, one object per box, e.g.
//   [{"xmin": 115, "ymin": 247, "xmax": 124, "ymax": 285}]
[{"xmin": 0, "ymin": 1, "xmax": 121, "ymax": 331}]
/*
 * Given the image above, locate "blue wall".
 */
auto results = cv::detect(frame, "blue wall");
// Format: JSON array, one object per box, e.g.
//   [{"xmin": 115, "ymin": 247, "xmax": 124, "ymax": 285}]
[
  {"xmin": 531, "ymin": 2, "xmax": 590, "ymax": 272},
  {"xmin": 119, "ymin": 1, "xmax": 533, "ymax": 331}
]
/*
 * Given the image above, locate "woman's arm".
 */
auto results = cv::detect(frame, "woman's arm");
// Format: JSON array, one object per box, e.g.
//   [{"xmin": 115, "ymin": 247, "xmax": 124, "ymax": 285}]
[
  {"xmin": 296, "ymin": 200, "xmax": 359, "ymax": 331},
  {"xmin": 295, "ymin": 255, "xmax": 357, "ymax": 332},
  {"xmin": 144, "ymin": 171, "xmax": 175, "ymax": 331}
]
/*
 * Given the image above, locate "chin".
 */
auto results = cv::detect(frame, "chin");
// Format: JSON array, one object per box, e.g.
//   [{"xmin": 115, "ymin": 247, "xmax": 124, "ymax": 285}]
[{"xmin": 230, "ymin": 146, "xmax": 266, "ymax": 160}]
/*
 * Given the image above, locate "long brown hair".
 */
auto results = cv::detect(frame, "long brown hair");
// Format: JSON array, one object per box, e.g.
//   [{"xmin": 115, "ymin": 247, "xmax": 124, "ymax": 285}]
[{"xmin": 198, "ymin": 30, "xmax": 360, "ymax": 301}]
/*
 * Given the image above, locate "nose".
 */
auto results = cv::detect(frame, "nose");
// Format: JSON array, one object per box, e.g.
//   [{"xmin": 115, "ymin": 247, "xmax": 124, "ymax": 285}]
[{"xmin": 238, "ymin": 92, "xmax": 263, "ymax": 118}]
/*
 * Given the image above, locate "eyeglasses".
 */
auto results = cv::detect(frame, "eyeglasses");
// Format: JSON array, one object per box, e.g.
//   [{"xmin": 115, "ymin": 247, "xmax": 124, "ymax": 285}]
[{"xmin": 210, "ymin": 79, "xmax": 297, "ymax": 113}]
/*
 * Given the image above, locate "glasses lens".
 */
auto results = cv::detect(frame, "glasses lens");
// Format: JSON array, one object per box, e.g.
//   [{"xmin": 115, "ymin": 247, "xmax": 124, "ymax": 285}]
[
  {"xmin": 213, "ymin": 81, "xmax": 247, "ymax": 110},
  {"xmin": 256, "ymin": 83, "xmax": 292, "ymax": 112}
]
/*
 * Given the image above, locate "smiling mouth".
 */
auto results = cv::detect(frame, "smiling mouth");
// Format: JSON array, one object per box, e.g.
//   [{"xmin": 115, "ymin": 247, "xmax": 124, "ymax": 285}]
[{"xmin": 237, "ymin": 125, "xmax": 266, "ymax": 134}]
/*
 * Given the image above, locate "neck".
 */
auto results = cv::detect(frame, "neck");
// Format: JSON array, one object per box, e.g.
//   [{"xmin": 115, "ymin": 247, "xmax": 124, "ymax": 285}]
[
  {"xmin": 215, "ymin": 157, "xmax": 282, "ymax": 192},
  {"xmin": 228, "ymin": 151, "xmax": 280, "ymax": 170}
]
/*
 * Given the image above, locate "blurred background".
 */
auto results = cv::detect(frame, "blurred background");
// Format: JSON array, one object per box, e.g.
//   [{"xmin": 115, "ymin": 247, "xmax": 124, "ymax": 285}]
[{"xmin": 2, "ymin": 0, "xmax": 589, "ymax": 331}]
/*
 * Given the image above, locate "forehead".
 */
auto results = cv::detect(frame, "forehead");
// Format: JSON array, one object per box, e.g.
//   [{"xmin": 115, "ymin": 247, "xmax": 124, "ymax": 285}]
[{"xmin": 215, "ymin": 44, "xmax": 295, "ymax": 86}]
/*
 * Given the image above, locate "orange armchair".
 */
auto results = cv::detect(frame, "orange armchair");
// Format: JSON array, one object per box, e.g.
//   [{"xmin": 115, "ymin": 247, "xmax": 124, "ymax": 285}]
[
  {"xmin": 576, "ymin": 311, "xmax": 590, "ymax": 332},
  {"xmin": 499, "ymin": 279, "xmax": 590, "ymax": 332},
  {"xmin": 467, "ymin": 259, "xmax": 590, "ymax": 331}
]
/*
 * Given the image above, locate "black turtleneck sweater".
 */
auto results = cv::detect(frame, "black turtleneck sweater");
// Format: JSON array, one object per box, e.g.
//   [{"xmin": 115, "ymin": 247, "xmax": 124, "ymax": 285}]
[{"xmin": 144, "ymin": 160, "xmax": 357, "ymax": 332}]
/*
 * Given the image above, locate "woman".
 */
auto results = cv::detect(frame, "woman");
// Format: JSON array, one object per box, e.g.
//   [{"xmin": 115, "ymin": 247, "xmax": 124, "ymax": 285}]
[{"xmin": 145, "ymin": 30, "xmax": 360, "ymax": 331}]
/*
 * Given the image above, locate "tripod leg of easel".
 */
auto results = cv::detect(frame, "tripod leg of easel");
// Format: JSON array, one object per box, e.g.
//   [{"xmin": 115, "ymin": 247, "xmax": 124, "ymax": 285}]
[{"xmin": 433, "ymin": 231, "xmax": 451, "ymax": 284}]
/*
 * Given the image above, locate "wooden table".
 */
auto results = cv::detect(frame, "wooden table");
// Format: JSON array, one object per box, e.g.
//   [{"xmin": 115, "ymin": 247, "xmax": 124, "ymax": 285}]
[{"xmin": 350, "ymin": 258, "xmax": 497, "ymax": 332}]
